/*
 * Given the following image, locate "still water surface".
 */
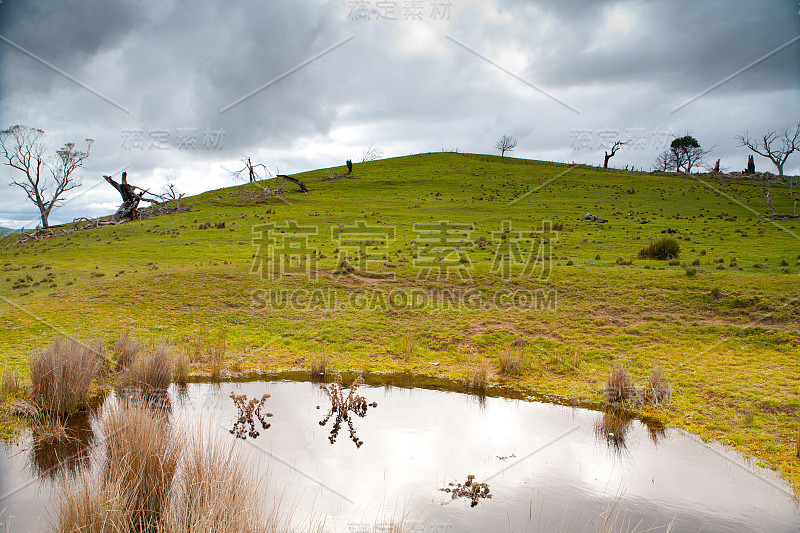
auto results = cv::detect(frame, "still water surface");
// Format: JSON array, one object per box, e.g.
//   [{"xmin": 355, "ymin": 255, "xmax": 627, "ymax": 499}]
[{"xmin": 1, "ymin": 376, "xmax": 798, "ymax": 532}]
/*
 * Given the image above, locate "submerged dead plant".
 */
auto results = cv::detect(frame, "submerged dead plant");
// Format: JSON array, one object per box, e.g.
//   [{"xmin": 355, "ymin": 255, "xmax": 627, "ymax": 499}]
[
  {"xmin": 229, "ymin": 392, "xmax": 272, "ymax": 439},
  {"xmin": 439, "ymin": 474, "xmax": 492, "ymax": 507},
  {"xmin": 319, "ymin": 373, "xmax": 377, "ymax": 447}
]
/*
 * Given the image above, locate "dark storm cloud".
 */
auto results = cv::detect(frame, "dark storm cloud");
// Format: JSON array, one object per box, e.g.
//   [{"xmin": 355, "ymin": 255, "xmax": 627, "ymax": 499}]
[{"xmin": 0, "ymin": 0, "xmax": 798, "ymax": 226}]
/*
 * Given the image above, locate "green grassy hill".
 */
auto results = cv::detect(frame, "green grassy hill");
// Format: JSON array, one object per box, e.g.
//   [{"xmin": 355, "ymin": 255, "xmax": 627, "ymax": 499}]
[
  {"xmin": 0, "ymin": 227, "xmax": 20, "ymax": 236},
  {"xmin": 1, "ymin": 152, "xmax": 798, "ymax": 491}
]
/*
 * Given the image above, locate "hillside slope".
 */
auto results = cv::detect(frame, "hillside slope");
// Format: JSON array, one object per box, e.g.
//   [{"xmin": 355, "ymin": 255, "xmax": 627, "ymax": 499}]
[{"xmin": 1, "ymin": 152, "xmax": 798, "ymax": 491}]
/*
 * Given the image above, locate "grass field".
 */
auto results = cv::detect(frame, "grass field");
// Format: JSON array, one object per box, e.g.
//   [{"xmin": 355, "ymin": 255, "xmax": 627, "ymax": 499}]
[{"xmin": 1, "ymin": 152, "xmax": 799, "ymax": 494}]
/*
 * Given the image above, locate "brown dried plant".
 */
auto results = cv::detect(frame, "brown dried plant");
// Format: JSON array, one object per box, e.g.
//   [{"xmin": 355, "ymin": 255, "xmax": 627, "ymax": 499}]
[{"xmin": 319, "ymin": 374, "xmax": 377, "ymax": 448}]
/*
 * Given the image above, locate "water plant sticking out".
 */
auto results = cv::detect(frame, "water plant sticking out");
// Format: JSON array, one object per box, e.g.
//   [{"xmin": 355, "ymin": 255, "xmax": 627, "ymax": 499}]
[
  {"xmin": 229, "ymin": 392, "xmax": 272, "ymax": 440},
  {"xmin": 318, "ymin": 373, "xmax": 377, "ymax": 448},
  {"xmin": 440, "ymin": 475, "xmax": 492, "ymax": 507}
]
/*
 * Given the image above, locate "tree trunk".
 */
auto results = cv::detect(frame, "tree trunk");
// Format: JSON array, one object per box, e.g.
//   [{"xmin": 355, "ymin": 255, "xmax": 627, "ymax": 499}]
[{"xmin": 104, "ymin": 172, "xmax": 145, "ymax": 220}]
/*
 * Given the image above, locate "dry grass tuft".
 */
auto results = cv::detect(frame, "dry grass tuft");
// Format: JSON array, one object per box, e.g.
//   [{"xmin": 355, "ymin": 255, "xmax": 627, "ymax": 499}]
[
  {"xmin": 30, "ymin": 337, "xmax": 103, "ymax": 415},
  {"xmin": 113, "ymin": 331, "xmax": 142, "ymax": 370},
  {"xmin": 120, "ymin": 342, "xmax": 175, "ymax": 391},
  {"xmin": 470, "ymin": 359, "xmax": 490, "ymax": 390},
  {"xmin": 399, "ymin": 331, "xmax": 417, "ymax": 359},
  {"xmin": 310, "ymin": 353, "xmax": 329, "ymax": 378},
  {"xmin": 498, "ymin": 347, "xmax": 524, "ymax": 377},
  {"xmin": 1, "ymin": 364, "xmax": 23, "ymax": 399},
  {"xmin": 174, "ymin": 348, "xmax": 190, "ymax": 385},
  {"xmin": 605, "ymin": 363, "xmax": 634, "ymax": 404},
  {"xmin": 640, "ymin": 368, "xmax": 672, "ymax": 405},
  {"xmin": 190, "ymin": 329, "xmax": 227, "ymax": 379}
]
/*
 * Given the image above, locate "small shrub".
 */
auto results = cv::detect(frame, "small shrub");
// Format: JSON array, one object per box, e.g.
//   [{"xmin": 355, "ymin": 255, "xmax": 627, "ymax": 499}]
[
  {"xmin": 594, "ymin": 254, "xmax": 601, "ymax": 260},
  {"xmin": 30, "ymin": 337, "xmax": 104, "ymax": 415},
  {"xmin": 616, "ymin": 257, "xmax": 632, "ymax": 266},
  {"xmin": 710, "ymin": 287, "xmax": 721, "ymax": 300},
  {"xmin": 565, "ymin": 259, "xmax": 574, "ymax": 266},
  {"xmin": 638, "ymin": 237, "xmax": 680, "ymax": 260},
  {"xmin": 498, "ymin": 347, "xmax": 524, "ymax": 377},
  {"xmin": 552, "ymin": 222, "xmax": 564, "ymax": 231},
  {"xmin": 685, "ymin": 267, "xmax": 697, "ymax": 277},
  {"xmin": 113, "ymin": 331, "xmax": 142, "ymax": 370},
  {"xmin": 640, "ymin": 368, "xmax": 672, "ymax": 405},
  {"xmin": 691, "ymin": 258, "xmax": 701, "ymax": 266},
  {"xmin": 668, "ymin": 259, "xmax": 680, "ymax": 266},
  {"xmin": 605, "ymin": 363, "xmax": 634, "ymax": 404},
  {"xmin": 780, "ymin": 258, "xmax": 788, "ymax": 266}
]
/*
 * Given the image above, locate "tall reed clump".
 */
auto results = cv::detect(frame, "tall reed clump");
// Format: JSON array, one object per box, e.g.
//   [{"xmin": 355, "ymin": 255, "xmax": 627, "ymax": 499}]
[
  {"xmin": 59, "ymin": 472, "xmax": 136, "ymax": 532},
  {"xmin": 58, "ymin": 404, "xmax": 287, "ymax": 533},
  {"xmin": 162, "ymin": 436, "xmax": 266, "ymax": 532},
  {"xmin": 58, "ymin": 403, "xmax": 180, "ymax": 532},
  {"xmin": 113, "ymin": 330, "xmax": 142, "ymax": 370},
  {"xmin": 29, "ymin": 337, "xmax": 104, "ymax": 415},
  {"xmin": 120, "ymin": 341, "xmax": 175, "ymax": 391},
  {"xmin": 104, "ymin": 403, "xmax": 180, "ymax": 528},
  {"xmin": 605, "ymin": 363, "xmax": 634, "ymax": 404},
  {"xmin": 637, "ymin": 236, "xmax": 680, "ymax": 260}
]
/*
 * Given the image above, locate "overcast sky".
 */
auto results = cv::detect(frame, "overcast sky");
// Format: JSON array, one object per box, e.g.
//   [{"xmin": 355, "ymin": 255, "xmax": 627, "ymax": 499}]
[{"xmin": 1, "ymin": 0, "xmax": 798, "ymax": 228}]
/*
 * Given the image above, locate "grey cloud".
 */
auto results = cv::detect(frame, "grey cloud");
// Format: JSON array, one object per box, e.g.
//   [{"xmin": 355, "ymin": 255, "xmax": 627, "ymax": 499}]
[{"xmin": 1, "ymin": 0, "xmax": 799, "ymax": 226}]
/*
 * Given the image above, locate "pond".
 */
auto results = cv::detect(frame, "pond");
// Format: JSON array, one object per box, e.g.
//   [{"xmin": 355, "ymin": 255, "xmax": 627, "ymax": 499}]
[{"xmin": 1, "ymin": 374, "xmax": 798, "ymax": 532}]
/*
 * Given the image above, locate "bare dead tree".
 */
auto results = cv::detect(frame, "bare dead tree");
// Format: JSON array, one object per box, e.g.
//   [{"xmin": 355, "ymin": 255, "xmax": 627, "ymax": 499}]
[
  {"xmin": 232, "ymin": 156, "xmax": 270, "ymax": 183},
  {"xmin": 603, "ymin": 140, "xmax": 626, "ymax": 168},
  {"xmin": 737, "ymin": 123, "xmax": 800, "ymax": 177},
  {"xmin": 361, "ymin": 144, "xmax": 384, "ymax": 163},
  {"xmin": 103, "ymin": 172, "xmax": 149, "ymax": 220},
  {"xmin": 0, "ymin": 125, "xmax": 92, "ymax": 228},
  {"xmin": 653, "ymin": 150, "xmax": 675, "ymax": 172},
  {"xmin": 495, "ymin": 135, "xmax": 517, "ymax": 157},
  {"xmin": 159, "ymin": 182, "xmax": 185, "ymax": 201}
]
